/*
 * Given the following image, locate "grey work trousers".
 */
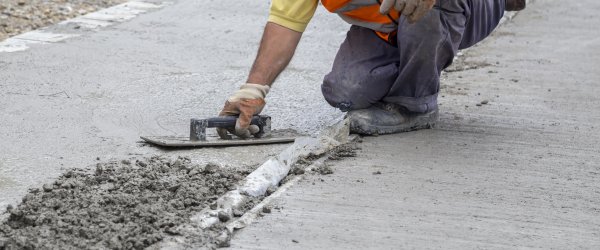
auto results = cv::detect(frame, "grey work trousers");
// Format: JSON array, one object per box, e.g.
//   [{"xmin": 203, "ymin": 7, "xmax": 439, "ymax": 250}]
[{"xmin": 322, "ymin": 0, "xmax": 506, "ymax": 113}]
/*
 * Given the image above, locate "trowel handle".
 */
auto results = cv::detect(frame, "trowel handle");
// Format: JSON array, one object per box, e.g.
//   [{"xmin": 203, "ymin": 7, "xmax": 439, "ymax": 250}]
[
  {"xmin": 205, "ymin": 115, "xmax": 264, "ymax": 128},
  {"xmin": 190, "ymin": 115, "xmax": 271, "ymax": 141}
]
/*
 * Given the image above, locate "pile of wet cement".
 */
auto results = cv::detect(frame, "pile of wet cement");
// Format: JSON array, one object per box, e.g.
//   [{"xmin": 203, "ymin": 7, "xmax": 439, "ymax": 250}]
[{"xmin": 0, "ymin": 156, "xmax": 249, "ymax": 249}]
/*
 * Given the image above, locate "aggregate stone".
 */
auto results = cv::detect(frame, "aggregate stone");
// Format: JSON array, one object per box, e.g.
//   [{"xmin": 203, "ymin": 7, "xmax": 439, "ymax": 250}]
[{"xmin": 0, "ymin": 0, "xmax": 125, "ymax": 41}]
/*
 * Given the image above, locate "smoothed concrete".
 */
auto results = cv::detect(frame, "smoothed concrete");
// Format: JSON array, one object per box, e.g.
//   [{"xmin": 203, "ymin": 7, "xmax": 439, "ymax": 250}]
[{"xmin": 229, "ymin": 0, "xmax": 600, "ymax": 248}]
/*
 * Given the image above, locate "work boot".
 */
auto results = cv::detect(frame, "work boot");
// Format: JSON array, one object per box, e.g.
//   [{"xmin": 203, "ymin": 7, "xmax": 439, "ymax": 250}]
[
  {"xmin": 505, "ymin": 0, "xmax": 526, "ymax": 11},
  {"xmin": 347, "ymin": 103, "xmax": 438, "ymax": 135}
]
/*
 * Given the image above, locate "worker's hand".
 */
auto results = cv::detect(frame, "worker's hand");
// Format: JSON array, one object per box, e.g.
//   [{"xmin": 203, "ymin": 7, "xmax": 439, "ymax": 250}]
[
  {"xmin": 379, "ymin": 0, "xmax": 435, "ymax": 24},
  {"xmin": 217, "ymin": 83, "xmax": 270, "ymax": 139}
]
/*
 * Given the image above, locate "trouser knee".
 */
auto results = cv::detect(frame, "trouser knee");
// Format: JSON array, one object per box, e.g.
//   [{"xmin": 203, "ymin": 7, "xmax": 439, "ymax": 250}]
[
  {"xmin": 321, "ymin": 75, "xmax": 371, "ymax": 112},
  {"xmin": 322, "ymin": 63, "xmax": 398, "ymax": 112}
]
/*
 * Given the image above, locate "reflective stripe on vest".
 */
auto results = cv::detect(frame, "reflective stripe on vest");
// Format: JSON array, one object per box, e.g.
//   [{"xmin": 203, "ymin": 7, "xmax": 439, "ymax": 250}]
[{"xmin": 321, "ymin": 0, "xmax": 399, "ymax": 33}]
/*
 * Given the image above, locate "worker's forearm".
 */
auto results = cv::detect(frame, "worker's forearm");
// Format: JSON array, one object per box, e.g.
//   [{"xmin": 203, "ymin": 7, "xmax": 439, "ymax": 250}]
[{"xmin": 247, "ymin": 22, "xmax": 302, "ymax": 86}]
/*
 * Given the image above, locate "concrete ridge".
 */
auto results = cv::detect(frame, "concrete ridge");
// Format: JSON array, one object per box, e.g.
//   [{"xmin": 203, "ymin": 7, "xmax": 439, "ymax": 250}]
[{"xmin": 159, "ymin": 118, "xmax": 352, "ymax": 248}]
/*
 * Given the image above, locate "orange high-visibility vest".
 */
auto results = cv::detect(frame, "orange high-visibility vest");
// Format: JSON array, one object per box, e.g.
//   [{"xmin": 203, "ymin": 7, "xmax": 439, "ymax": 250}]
[{"xmin": 321, "ymin": 0, "xmax": 400, "ymax": 42}]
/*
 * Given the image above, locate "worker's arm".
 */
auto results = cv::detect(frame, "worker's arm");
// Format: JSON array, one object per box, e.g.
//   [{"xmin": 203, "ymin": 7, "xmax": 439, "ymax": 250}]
[
  {"xmin": 247, "ymin": 22, "xmax": 302, "ymax": 86},
  {"xmin": 216, "ymin": 23, "xmax": 302, "ymax": 139},
  {"xmin": 217, "ymin": 0, "xmax": 318, "ymax": 139}
]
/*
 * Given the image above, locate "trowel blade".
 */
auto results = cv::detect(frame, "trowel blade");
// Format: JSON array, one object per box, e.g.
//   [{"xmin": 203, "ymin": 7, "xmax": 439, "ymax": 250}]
[{"xmin": 140, "ymin": 136, "xmax": 296, "ymax": 148}]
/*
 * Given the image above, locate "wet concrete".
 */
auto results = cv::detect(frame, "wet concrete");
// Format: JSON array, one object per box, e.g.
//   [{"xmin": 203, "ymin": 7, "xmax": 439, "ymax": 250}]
[
  {"xmin": 0, "ymin": 0, "xmax": 347, "ymax": 212},
  {"xmin": 1, "ymin": 156, "xmax": 249, "ymax": 249},
  {"xmin": 229, "ymin": 0, "xmax": 600, "ymax": 248}
]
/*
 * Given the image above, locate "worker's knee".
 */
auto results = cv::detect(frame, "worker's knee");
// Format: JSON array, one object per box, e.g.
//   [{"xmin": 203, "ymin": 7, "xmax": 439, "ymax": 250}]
[
  {"xmin": 321, "ymin": 76, "xmax": 370, "ymax": 112},
  {"xmin": 321, "ymin": 64, "xmax": 398, "ymax": 112}
]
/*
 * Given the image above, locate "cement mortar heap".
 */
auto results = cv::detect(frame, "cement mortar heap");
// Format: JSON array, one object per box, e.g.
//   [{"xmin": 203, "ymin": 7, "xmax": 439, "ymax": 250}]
[
  {"xmin": 0, "ymin": 142, "xmax": 359, "ymax": 249},
  {"xmin": 0, "ymin": 156, "xmax": 251, "ymax": 249}
]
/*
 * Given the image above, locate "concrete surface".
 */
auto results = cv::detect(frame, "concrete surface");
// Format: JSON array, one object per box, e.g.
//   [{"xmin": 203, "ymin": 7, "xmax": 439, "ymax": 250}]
[
  {"xmin": 229, "ymin": 0, "xmax": 600, "ymax": 249},
  {"xmin": 0, "ymin": 0, "xmax": 348, "ymax": 211}
]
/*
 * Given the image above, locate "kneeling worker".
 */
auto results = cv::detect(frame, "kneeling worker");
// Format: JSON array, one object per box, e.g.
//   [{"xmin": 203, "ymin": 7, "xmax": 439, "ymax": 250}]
[{"xmin": 216, "ymin": 0, "xmax": 526, "ymax": 138}]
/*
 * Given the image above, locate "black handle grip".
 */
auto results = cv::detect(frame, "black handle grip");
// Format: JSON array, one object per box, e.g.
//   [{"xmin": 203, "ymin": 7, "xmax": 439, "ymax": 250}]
[
  {"xmin": 206, "ymin": 115, "xmax": 264, "ymax": 128},
  {"xmin": 190, "ymin": 115, "xmax": 271, "ymax": 141}
]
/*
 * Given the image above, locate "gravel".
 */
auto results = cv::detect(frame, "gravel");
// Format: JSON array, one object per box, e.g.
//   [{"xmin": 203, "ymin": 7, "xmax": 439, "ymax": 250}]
[{"xmin": 0, "ymin": 0, "xmax": 125, "ymax": 41}]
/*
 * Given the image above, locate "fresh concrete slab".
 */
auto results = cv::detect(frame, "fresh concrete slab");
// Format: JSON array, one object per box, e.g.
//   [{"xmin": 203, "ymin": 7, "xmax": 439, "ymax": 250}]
[
  {"xmin": 0, "ymin": 0, "xmax": 347, "ymax": 212},
  {"xmin": 228, "ymin": 0, "xmax": 600, "ymax": 249}
]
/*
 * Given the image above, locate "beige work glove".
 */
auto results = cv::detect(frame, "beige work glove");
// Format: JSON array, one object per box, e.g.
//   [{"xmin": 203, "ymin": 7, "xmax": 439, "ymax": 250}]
[
  {"xmin": 380, "ymin": 0, "xmax": 436, "ymax": 24},
  {"xmin": 217, "ymin": 83, "xmax": 270, "ymax": 139}
]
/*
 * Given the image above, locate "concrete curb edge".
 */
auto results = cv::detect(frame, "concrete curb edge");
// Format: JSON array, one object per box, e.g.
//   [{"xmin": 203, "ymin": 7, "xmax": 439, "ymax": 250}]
[{"xmin": 158, "ymin": 118, "xmax": 352, "ymax": 248}]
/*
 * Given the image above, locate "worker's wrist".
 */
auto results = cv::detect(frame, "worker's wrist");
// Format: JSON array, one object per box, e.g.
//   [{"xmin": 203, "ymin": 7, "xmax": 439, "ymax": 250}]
[
  {"xmin": 228, "ymin": 83, "xmax": 270, "ymax": 102},
  {"xmin": 243, "ymin": 83, "xmax": 270, "ymax": 97}
]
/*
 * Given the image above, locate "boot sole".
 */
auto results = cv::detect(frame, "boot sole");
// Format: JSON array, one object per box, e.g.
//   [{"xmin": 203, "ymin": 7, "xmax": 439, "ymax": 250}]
[{"xmin": 350, "ymin": 109, "xmax": 439, "ymax": 135}]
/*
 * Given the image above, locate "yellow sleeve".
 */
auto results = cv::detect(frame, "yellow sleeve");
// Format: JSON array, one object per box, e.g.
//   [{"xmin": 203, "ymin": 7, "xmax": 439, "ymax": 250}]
[{"xmin": 268, "ymin": 0, "xmax": 318, "ymax": 33}]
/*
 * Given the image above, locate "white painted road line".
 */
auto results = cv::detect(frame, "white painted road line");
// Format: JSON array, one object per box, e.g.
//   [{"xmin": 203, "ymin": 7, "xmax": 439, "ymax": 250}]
[{"xmin": 0, "ymin": 1, "xmax": 170, "ymax": 53}]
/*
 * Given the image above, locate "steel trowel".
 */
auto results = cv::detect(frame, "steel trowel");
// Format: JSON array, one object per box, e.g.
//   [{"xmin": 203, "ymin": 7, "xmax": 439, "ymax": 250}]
[{"xmin": 140, "ymin": 115, "xmax": 296, "ymax": 147}]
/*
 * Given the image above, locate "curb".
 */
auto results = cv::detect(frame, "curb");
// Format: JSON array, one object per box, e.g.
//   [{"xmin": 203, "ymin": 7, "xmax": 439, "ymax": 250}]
[
  {"xmin": 0, "ymin": 1, "xmax": 170, "ymax": 53},
  {"xmin": 224, "ymin": 142, "xmax": 349, "ymax": 233}
]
